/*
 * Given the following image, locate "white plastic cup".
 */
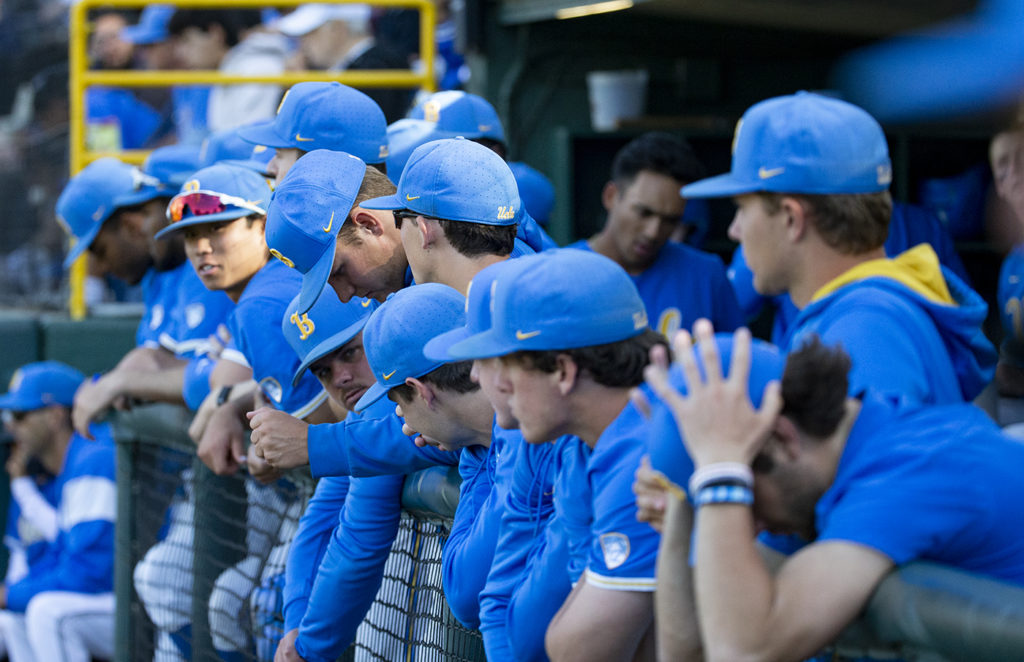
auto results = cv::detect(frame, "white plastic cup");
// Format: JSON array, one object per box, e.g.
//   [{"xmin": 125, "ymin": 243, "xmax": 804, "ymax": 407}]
[{"xmin": 586, "ymin": 69, "xmax": 649, "ymax": 131}]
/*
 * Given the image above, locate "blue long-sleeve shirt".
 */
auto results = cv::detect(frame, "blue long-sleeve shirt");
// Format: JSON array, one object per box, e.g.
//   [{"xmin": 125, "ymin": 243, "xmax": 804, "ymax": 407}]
[{"xmin": 7, "ymin": 424, "xmax": 117, "ymax": 612}]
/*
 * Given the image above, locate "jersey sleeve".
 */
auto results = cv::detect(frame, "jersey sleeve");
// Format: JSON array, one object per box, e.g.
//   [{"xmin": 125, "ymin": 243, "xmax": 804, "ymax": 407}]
[
  {"xmin": 283, "ymin": 476, "xmax": 350, "ymax": 632},
  {"xmin": 295, "ymin": 474, "xmax": 404, "ymax": 662},
  {"xmin": 478, "ymin": 439, "xmax": 559, "ymax": 661}
]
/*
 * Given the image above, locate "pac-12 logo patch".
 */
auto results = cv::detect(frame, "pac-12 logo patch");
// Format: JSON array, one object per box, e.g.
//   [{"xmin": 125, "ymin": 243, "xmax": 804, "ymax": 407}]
[
  {"xmin": 259, "ymin": 377, "xmax": 283, "ymax": 404},
  {"xmin": 599, "ymin": 532, "xmax": 631, "ymax": 570},
  {"xmin": 185, "ymin": 303, "xmax": 206, "ymax": 329}
]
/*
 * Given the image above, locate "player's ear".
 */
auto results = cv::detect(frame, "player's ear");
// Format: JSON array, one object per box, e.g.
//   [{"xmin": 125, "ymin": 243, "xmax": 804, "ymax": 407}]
[
  {"xmin": 772, "ymin": 415, "xmax": 803, "ymax": 460},
  {"xmin": 350, "ymin": 209, "xmax": 385, "ymax": 237},
  {"xmin": 553, "ymin": 353, "xmax": 579, "ymax": 396},
  {"xmin": 406, "ymin": 377, "xmax": 436, "ymax": 408},
  {"xmin": 415, "ymin": 217, "xmax": 439, "ymax": 249},
  {"xmin": 780, "ymin": 196, "xmax": 808, "ymax": 241},
  {"xmin": 601, "ymin": 181, "xmax": 619, "ymax": 212}
]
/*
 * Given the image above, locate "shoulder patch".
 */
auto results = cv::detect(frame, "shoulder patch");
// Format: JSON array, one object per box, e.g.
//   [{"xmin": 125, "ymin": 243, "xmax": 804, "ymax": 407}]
[
  {"xmin": 149, "ymin": 304, "xmax": 165, "ymax": 330},
  {"xmin": 599, "ymin": 532, "xmax": 631, "ymax": 570},
  {"xmin": 258, "ymin": 376, "xmax": 283, "ymax": 404},
  {"xmin": 185, "ymin": 303, "xmax": 206, "ymax": 329}
]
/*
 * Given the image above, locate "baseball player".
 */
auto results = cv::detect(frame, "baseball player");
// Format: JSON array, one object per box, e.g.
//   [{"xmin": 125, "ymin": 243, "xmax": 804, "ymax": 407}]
[
  {"xmin": 682, "ymin": 91, "xmax": 996, "ymax": 406},
  {"xmin": 0, "ymin": 362, "xmax": 117, "ymax": 662},
  {"xmin": 572, "ymin": 132, "xmax": 743, "ymax": 338}
]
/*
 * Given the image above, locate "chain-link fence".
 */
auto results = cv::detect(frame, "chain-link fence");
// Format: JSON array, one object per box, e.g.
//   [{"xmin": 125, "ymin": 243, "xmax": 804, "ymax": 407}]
[{"xmin": 112, "ymin": 403, "xmax": 484, "ymax": 662}]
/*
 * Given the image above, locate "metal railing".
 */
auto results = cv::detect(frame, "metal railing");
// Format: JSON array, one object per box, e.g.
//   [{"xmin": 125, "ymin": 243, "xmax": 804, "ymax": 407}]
[{"xmin": 66, "ymin": 0, "xmax": 437, "ymax": 319}]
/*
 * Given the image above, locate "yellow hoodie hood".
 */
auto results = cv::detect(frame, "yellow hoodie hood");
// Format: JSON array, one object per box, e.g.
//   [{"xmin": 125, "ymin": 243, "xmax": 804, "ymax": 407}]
[{"xmin": 811, "ymin": 244, "xmax": 954, "ymax": 306}]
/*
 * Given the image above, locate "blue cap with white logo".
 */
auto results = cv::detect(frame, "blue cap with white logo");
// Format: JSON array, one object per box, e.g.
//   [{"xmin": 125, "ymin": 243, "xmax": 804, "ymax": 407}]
[
  {"xmin": 57, "ymin": 158, "xmax": 164, "ymax": 268},
  {"xmin": 264, "ymin": 149, "xmax": 367, "ymax": 313},
  {"xmin": 155, "ymin": 163, "xmax": 273, "ymax": 239},
  {"xmin": 121, "ymin": 4, "xmax": 174, "ymax": 45},
  {"xmin": 354, "ymin": 283, "xmax": 466, "ymax": 412},
  {"xmin": 424, "ymin": 256, "xmax": 534, "ymax": 362},
  {"xmin": 646, "ymin": 334, "xmax": 783, "ymax": 493},
  {"xmin": 236, "ymin": 82, "xmax": 389, "ymax": 165},
  {"xmin": 681, "ymin": 91, "xmax": 892, "ymax": 199},
  {"xmin": 410, "ymin": 91, "xmax": 505, "ymax": 144},
  {"xmin": 362, "ymin": 138, "xmax": 520, "ymax": 226},
  {"xmin": 143, "ymin": 144, "xmax": 201, "ymax": 190},
  {"xmin": 442, "ymin": 249, "xmax": 647, "ymax": 360},
  {"xmin": 0, "ymin": 361, "xmax": 85, "ymax": 412},
  {"xmin": 283, "ymin": 282, "xmax": 378, "ymax": 386}
]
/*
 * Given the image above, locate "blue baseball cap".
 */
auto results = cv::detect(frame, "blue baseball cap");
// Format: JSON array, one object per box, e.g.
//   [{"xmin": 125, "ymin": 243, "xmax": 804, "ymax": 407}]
[
  {"xmin": 681, "ymin": 91, "xmax": 892, "ymax": 199},
  {"xmin": 354, "ymin": 283, "xmax": 466, "ymax": 412},
  {"xmin": 121, "ymin": 4, "xmax": 174, "ymax": 45},
  {"xmin": 282, "ymin": 282, "xmax": 378, "ymax": 386},
  {"xmin": 221, "ymin": 144, "xmax": 275, "ymax": 176},
  {"xmin": 508, "ymin": 161, "xmax": 555, "ymax": 226},
  {"xmin": 384, "ymin": 118, "xmax": 457, "ymax": 185},
  {"xmin": 264, "ymin": 149, "xmax": 367, "ymax": 313},
  {"xmin": 236, "ymin": 82, "xmax": 389, "ymax": 165},
  {"xmin": 443, "ymin": 249, "xmax": 648, "ymax": 360},
  {"xmin": 410, "ymin": 91, "xmax": 506, "ymax": 144},
  {"xmin": 199, "ymin": 127, "xmax": 266, "ymax": 167},
  {"xmin": 424, "ymin": 256, "xmax": 535, "ymax": 362},
  {"xmin": 646, "ymin": 334, "xmax": 783, "ymax": 492},
  {"xmin": 57, "ymin": 158, "xmax": 164, "ymax": 268},
  {"xmin": 362, "ymin": 138, "xmax": 520, "ymax": 226},
  {"xmin": 155, "ymin": 164, "xmax": 273, "ymax": 239},
  {"xmin": 0, "ymin": 361, "xmax": 85, "ymax": 412},
  {"xmin": 143, "ymin": 144, "xmax": 200, "ymax": 190}
]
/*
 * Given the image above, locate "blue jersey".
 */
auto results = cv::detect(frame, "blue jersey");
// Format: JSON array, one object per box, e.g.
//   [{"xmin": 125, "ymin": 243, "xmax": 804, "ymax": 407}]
[
  {"xmin": 221, "ymin": 259, "xmax": 327, "ymax": 418},
  {"xmin": 816, "ymin": 394, "xmax": 1024, "ymax": 585},
  {"xmin": 786, "ymin": 244, "xmax": 996, "ymax": 405},
  {"xmin": 443, "ymin": 423, "xmax": 518, "ymax": 629},
  {"xmin": 479, "ymin": 437, "xmax": 577, "ymax": 662},
  {"xmin": 570, "ymin": 241, "xmax": 743, "ymax": 338},
  {"xmin": 294, "ymin": 473, "xmax": 405, "ymax": 661},
  {"xmin": 997, "ymin": 245, "xmax": 1024, "ymax": 368},
  {"xmin": 136, "ymin": 266, "xmax": 180, "ymax": 349},
  {"xmin": 6, "ymin": 424, "xmax": 117, "ymax": 612},
  {"xmin": 86, "ymin": 87, "xmax": 162, "ymax": 149},
  {"xmin": 162, "ymin": 262, "xmax": 234, "ymax": 359},
  {"xmin": 4, "ymin": 475, "xmax": 61, "ymax": 586},
  {"xmin": 172, "ymin": 85, "xmax": 211, "ymax": 146},
  {"xmin": 517, "ymin": 215, "xmax": 558, "ymax": 253},
  {"xmin": 307, "ymin": 410, "xmax": 456, "ymax": 479}
]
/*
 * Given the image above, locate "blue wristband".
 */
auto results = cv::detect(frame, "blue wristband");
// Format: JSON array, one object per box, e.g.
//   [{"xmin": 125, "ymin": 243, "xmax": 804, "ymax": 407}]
[{"xmin": 695, "ymin": 484, "xmax": 754, "ymax": 507}]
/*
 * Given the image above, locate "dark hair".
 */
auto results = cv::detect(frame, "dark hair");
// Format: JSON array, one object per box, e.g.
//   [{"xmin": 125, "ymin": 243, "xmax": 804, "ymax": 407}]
[
  {"xmin": 168, "ymin": 10, "xmax": 263, "ymax": 47},
  {"xmin": 611, "ymin": 132, "xmax": 706, "ymax": 188},
  {"xmin": 437, "ymin": 219, "xmax": 517, "ymax": 258},
  {"xmin": 504, "ymin": 328, "xmax": 667, "ymax": 388},
  {"xmin": 472, "ymin": 137, "xmax": 507, "ymax": 161},
  {"xmin": 390, "ymin": 360, "xmax": 478, "ymax": 403},
  {"xmin": 339, "ymin": 167, "xmax": 398, "ymax": 243},
  {"xmin": 780, "ymin": 335, "xmax": 851, "ymax": 438},
  {"xmin": 758, "ymin": 191, "xmax": 892, "ymax": 255}
]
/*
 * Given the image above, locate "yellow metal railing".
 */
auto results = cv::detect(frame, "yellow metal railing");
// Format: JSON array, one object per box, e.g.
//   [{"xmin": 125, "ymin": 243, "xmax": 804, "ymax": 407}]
[{"xmin": 68, "ymin": 0, "xmax": 436, "ymax": 318}]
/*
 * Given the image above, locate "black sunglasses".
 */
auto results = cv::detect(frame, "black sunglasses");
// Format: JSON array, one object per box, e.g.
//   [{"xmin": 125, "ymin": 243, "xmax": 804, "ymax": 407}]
[{"xmin": 392, "ymin": 210, "xmax": 420, "ymax": 229}]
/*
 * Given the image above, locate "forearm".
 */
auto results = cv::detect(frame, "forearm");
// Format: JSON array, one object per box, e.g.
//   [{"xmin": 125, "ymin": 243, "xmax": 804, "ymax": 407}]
[
  {"xmin": 9, "ymin": 478, "xmax": 58, "ymax": 542},
  {"xmin": 110, "ymin": 365, "xmax": 189, "ymax": 405},
  {"xmin": 114, "ymin": 346, "xmax": 179, "ymax": 372},
  {"xmin": 656, "ymin": 495, "xmax": 702, "ymax": 662},
  {"xmin": 695, "ymin": 504, "xmax": 775, "ymax": 661}
]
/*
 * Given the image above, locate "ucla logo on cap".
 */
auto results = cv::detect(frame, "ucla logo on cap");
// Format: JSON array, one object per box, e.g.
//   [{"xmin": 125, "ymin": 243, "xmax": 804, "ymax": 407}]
[
  {"xmin": 270, "ymin": 249, "xmax": 295, "ymax": 269},
  {"xmin": 497, "ymin": 206, "xmax": 515, "ymax": 221},
  {"xmin": 632, "ymin": 310, "xmax": 649, "ymax": 330},
  {"xmin": 423, "ymin": 100, "xmax": 441, "ymax": 123},
  {"xmin": 92, "ymin": 206, "xmax": 106, "ymax": 222},
  {"xmin": 877, "ymin": 164, "xmax": 893, "ymax": 186},
  {"xmin": 184, "ymin": 179, "xmax": 201, "ymax": 193},
  {"xmin": 290, "ymin": 312, "xmax": 315, "ymax": 341},
  {"xmin": 379, "ymin": 144, "xmax": 389, "ymax": 160},
  {"xmin": 599, "ymin": 532, "xmax": 631, "ymax": 570},
  {"xmin": 259, "ymin": 376, "xmax": 283, "ymax": 404}
]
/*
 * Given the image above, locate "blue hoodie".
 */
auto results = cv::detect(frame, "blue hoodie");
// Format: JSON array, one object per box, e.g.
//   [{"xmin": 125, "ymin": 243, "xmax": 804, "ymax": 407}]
[{"xmin": 784, "ymin": 244, "xmax": 995, "ymax": 404}]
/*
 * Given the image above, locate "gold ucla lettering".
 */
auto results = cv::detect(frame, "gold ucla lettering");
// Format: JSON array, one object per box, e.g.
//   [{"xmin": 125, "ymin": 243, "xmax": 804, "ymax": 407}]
[
  {"xmin": 656, "ymin": 308, "xmax": 680, "ymax": 337},
  {"xmin": 423, "ymin": 100, "xmax": 441, "ymax": 123},
  {"xmin": 184, "ymin": 179, "xmax": 201, "ymax": 193},
  {"xmin": 497, "ymin": 206, "xmax": 516, "ymax": 221},
  {"xmin": 290, "ymin": 312, "xmax": 316, "ymax": 340},
  {"xmin": 269, "ymin": 249, "xmax": 295, "ymax": 269}
]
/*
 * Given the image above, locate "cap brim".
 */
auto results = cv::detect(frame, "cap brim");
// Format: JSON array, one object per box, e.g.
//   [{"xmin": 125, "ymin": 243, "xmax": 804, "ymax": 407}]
[
  {"xmin": 0, "ymin": 394, "xmax": 35, "ymax": 411},
  {"xmin": 290, "ymin": 318, "xmax": 369, "ymax": 386},
  {"xmin": 360, "ymin": 194, "xmax": 404, "ymax": 211},
  {"xmin": 62, "ymin": 221, "xmax": 106, "ymax": 269},
  {"xmin": 422, "ymin": 326, "xmax": 471, "ymax": 362},
  {"xmin": 121, "ymin": 26, "xmax": 164, "ymax": 45},
  {"xmin": 680, "ymin": 173, "xmax": 762, "ymax": 199},
  {"xmin": 297, "ymin": 240, "xmax": 337, "ymax": 314},
  {"xmin": 442, "ymin": 328, "xmax": 519, "ymax": 361},
  {"xmin": 154, "ymin": 208, "xmax": 256, "ymax": 241},
  {"xmin": 353, "ymin": 381, "xmax": 390, "ymax": 413},
  {"xmin": 236, "ymin": 121, "xmax": 291, "ymax": 149}
]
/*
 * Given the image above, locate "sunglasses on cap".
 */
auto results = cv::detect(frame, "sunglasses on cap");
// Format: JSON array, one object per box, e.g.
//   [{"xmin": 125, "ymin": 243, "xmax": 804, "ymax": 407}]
[
  {"xmin": 392, "ymin": 210, "xmax": 421, "ymax": 229},
  {"xmin": 167, "ymin": 190, "xmax": 267, "ymax": 223}
]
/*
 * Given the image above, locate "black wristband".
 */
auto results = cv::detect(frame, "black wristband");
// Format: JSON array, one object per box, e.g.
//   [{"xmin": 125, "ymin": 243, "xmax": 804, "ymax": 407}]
[{"xmin": 215, "ymin": 385, "xmax": 233, "ymax": 406}]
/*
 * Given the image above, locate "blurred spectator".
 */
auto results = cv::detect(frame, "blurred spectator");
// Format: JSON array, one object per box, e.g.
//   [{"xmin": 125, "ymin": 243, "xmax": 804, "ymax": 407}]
[
  {"xmin": 169, "ymin": 9, "xmax": 287, "ymax": 132},
  {"xmin": 275, "ymin": 3, "xmax": 411, "ymax": 123}
]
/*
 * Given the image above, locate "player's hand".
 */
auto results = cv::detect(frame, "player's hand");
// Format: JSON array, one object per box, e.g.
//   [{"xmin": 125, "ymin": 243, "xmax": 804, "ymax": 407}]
[
  {"xmin": 246, "ymin": 452, "xmax": 282, "ymax": 485},
  {"xmin": 275, "ymin": 628, "xmax": 305, "ymax": 662},
  {"xmin": 197, "ymin": 404, "xmax": 246, "ymax": 475},
  {"xmin": 644, "ymin": 320, "xmax": 782, "ymax": 468},
  {"xmin": 5, "ymin": 443, "xmax": 28, "ymax": 479},
  {"xmin": 206, "ymin": 324, "xmax": 232, "ymax": 361},
  {"xmin": 633, "ymin": 456, "xmax": 672, "ymax": 533},
  {"xmin": 72, "ymin": 372, "xmax": 124, "ymax": 440},
  {"xmin": 247, "ymin": 408, "xmax": 309, "ymax": 469}
]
